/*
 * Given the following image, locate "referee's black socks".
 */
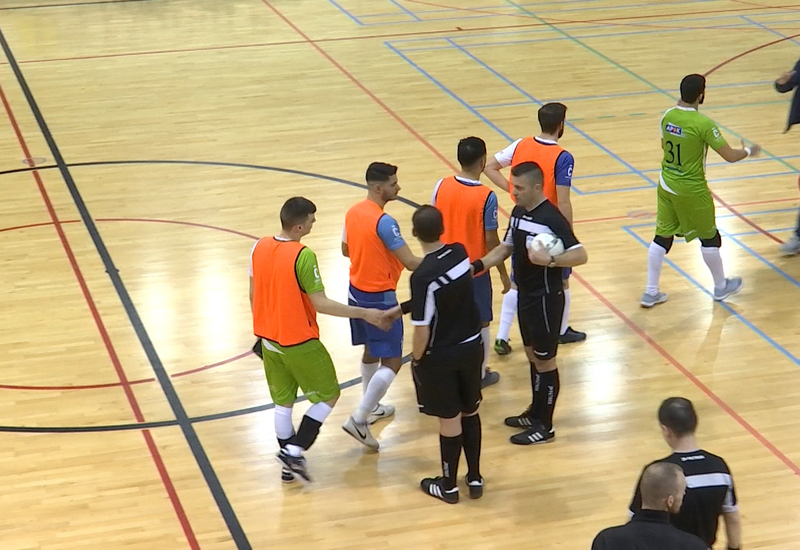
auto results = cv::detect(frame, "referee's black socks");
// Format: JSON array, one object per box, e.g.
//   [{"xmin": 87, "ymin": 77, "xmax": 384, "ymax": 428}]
[
  {"xmin": 294, "ymin": 416, "xmax": 323, "ymax": 450},
  {"xmin": 536, "ymin": 369, "xmax": 560, "ymax": 431},
  {"xmin": 461, "ymin": 414, "xmax": 482, "ymax": 482},
  {"xmin": 439, "ymin": 434, "xmax": 463, "ymax": 490},
  {"xmin": 529, "ymin": 362, "xmax": 540, "ymax": 416}
]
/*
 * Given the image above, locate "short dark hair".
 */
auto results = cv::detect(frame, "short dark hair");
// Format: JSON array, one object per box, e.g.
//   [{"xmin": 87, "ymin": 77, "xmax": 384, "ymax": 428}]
[
  {"xmin": 280, "ymin": 197, "xmax": 316, "ymax": 230},
  {"xmin": 365, "ymin": 162, "xmax": 398, "ymax": 184},
  {"xmin": 457, "ymin": 136, "xmax": 487, "ymax": 168},
  {"xmin": 658, "ymin": 397, "xmax": 698, "ymax": 436},
  {"xmin": 510, "ymin": 161, "xmax": 544, "ymax": 186},
  {"xmin": 641, "ymin": 462, "xmax": 683, "ymax": 505},
  {"xmin": 412, "ymin": 205, "xmax": 444, "ymax": 243},
  {"xmin": 538, "ymin": 102, "xmax": 567, "ymax": 134},
  {"xmin": 680, "ymin": 74, "xmax": 706, "ymax": 103}
]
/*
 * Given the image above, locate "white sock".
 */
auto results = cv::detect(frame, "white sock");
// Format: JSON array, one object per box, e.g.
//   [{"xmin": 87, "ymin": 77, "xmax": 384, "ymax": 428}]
[
  {"xmin": 353, "ymin": 366, "xmax": 396, "ymax": 424},
  {"xmin": 360, "ymin": 362, "xmax": 379, "ymax": 397},
  {"xmin": 274, "ymin": 405, "xmax": 295, "ymax": 440},
  {"xmin": 701, "ymin": 246, "xmax": 726, "ymax": 290},
  {"xmin": 285, "ymin": 444, "xmax": 303, "ymax": 457},
  {"xmin": 560, "ymin": 288, "xmax": 571, "ymax": 336},
  {"xmin": 496, "ymin": 288, "xmax": 517, "ymax": 341},
  {"xmin": 480, "ymin": 326, "xmax": 491, "ymax": 377},
  {"xmin": 646, "ymin": 242, "xmax": 667, "ymax": 295},
  {"xmin": 305, "ymin": 402, "xmax": 333, "ymax": 424}
]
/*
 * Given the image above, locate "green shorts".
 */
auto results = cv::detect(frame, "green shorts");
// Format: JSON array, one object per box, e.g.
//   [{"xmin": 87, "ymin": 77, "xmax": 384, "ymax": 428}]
[
  {"xmin": 261, "ymin": 338, "xmax": 339, "ymax": 406},
  {"xmin": 655, "ymin": 185, "xmax": 717, "ymax": 242}
]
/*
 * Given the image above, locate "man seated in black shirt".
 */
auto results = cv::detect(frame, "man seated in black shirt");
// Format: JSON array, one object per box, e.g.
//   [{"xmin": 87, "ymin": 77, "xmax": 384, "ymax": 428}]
[
  {"xmin": 592, "ymin": 462, "xmax": 707, "ymax": 549},
  {"xmin": 409, "ymin": 205, "xmax": 484, "ymax": 504},
  {"xmin": 630, "ymin": 397, "xmax": 741, "ymax": 549},
  {"xmin": 473, "ymin": 162, "xmax": 588, "ymax": 445}
]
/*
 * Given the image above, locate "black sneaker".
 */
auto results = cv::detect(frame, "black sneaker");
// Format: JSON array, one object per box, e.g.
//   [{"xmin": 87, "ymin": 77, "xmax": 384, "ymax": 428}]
[
  {"xmin": 509, "ymin": 422, "xmax": 555, "ymax": 446},
  {"xmin": 504, "ymin": 406, "xmax": 535, "ymax": 428},
  {"xmin": 281, "ymin": 468, "xmax": 296, "ymax": 484},
  {"xmin": 252, "ymin": 339, "xmax": 263, "ymax": 359},
  {"xmin": 465, "ymin": 475, "xmax": 483, "ymax": 499},
  {"xmin": 559, "ymin": 327, "xmax": 586, "ymax": 344},
  {"xmin": 420, "ymin": 476, "xmax": 459, "ymax": 504},
  {"xmin": 493, "ymin": 339, "xmax": 512, "ymax": 355},
  {"xmin": 276, "ymin": 449, "xmax": 312, "ymax": 484}
]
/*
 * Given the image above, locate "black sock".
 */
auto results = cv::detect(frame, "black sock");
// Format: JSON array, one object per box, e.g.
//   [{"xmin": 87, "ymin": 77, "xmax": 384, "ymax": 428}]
[
  {"xmin": 277, "ymin": 435, "xmax": 294, "ymax": 450},
  {"xmin": 294, "ymin": 416, "xmax": 323, "ymax": 450},
  {"xmin": 536, "ymin": 369, "xmax": 560, "ymax": 431},
  {"xmin": 439, "ymin": 433, "xmax": 463, "ymax": 490},
  {"xmin": 461, "ymin": 415, "xmax": 482, "ymax": 482},
  {"xmin": 529, "ymin": 362, "xmax": 540, "ymax": 417}
]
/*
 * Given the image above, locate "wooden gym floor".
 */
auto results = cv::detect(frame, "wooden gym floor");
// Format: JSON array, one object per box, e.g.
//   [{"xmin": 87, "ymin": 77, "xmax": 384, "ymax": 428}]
[{"xmin": 1, "ymin": 0, "xmax": 799, "ymax": 548}]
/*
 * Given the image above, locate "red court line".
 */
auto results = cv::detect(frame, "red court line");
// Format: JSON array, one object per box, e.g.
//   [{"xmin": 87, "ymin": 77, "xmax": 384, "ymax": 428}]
[
  {"xmin": 0, "ymin": 83, "xmax": 199, "ymax": 548},
  {"xmin": 572, "ymin": 272, "xmax": 800, "ymax": 478},
  {"xmin": 260, "ymin": 0, "xmax": 458, "ymax": 171},
  {"xmin": 705, "ymin": 31, "xmax": 800, "ymax": 75}
]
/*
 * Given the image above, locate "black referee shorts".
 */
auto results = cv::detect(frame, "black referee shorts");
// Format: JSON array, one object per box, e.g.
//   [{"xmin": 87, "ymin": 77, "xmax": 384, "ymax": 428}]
[
  {"xmin": 413, "ymin": 339, "xmax": 482, "ymax": 419},
  {"xmin": 519, "ymin": 291, "xmax": 565, "ymax": 361}
]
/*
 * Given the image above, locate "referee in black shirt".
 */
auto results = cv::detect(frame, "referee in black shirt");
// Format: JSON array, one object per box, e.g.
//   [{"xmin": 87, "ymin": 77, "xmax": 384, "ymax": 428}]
[
  {"xmin": 409, "ymin": 206, "xmax": 484, "ymax": 504},
  {"xmin": 630, "ymin": 397, "xmax": 742, "ymax": 550},
  {"xmin": 473, "ymin": 162, "xmax": 588, "ymax": 445}
]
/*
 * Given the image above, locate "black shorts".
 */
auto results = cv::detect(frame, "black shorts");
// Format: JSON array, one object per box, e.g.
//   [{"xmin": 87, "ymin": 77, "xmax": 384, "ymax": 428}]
[
  {"xmin": 413, "ymin": 339, "xmax": 482, "ymax": 419},
  {"xmin": 518, "ymin": 291, "xmax": 565, "ymax": 361}
]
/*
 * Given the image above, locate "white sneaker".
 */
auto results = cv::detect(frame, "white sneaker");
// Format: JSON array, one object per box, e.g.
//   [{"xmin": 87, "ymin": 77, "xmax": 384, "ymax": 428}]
[
  {"xmin": 640, "ymin": 291, "xmax": 668, "ymax": 308},
  {"xmin": 342, "ymin": 416, "xmax": 379, "ymax": 450},
  {"xmin": 713, "ymin": 277, "xmax": 743, "ymax": 301},
  {"xmin": 367, "ymin": 403, "xmax": 395, "ymax": 425},
  {"xmin": 780, "ymin": 234, "xmax": 800, "ymax": 256}
]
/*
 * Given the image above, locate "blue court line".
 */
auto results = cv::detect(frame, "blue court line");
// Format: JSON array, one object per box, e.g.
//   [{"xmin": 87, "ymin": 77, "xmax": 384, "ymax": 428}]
[
  {"xmin": 624, "ymin": 206, "xmax": 799, "ymax": 228},
  {"xmin": 501, "ymin": 0, "xmax": 799, "ymax": 175},
  {"xmin": 729, "ymin": 227, "xmax": 796, "ymax": 237},
  {"xmin": 386, "ymin": 0, "xmax": 421, "ymax": 20},
  {"xmin": 397, "ymin": 21, "xmax": 758, "ymax": 51},
  {"xmin": 386, "ymin": 40, "xmax": 654, "ymax": 196},
  {"xmin": 741, "ymin": 15, "xmax": 800, "ymax": 48},
  {"xmin": 570, "ymin": 156, "xmax": 800, "ymax": 180},
  {"xmin": 470, "ymin": 80, "xmax": 779, "ymax": 108},
  {"xmin": 388, "ymin": 8, "xmax": 800, "ymax": 43},
  {"xmin": 355, "ymin": 0, "xmax": 720, "ymax": 26},
  {"xmin": 446, "ymin": 39, "xmax": 657, "ymax": 185},
  {"xmin": 359, "ymin": 0, "xmax": 641, "ymax": 17},
  {"xmin": 725, "ymin": 233, "xmax": 800, "ymax": 290},
  {"xmin": 327, "ymin": 0, "xmax": 364, "ymax": 25},
  {"xmin": 623, "ymin": 226, "xmax": 800, "ymax": 369}
]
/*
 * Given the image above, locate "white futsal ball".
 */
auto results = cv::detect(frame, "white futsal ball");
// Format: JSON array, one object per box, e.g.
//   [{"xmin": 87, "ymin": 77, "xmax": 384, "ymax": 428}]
[{"xmin": 527, "ymin": 233, "xmax": 565, "ymax": 256}]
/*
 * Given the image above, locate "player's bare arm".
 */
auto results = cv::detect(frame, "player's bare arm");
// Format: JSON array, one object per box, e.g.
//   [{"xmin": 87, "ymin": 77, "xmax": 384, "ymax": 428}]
[
  {"xmin": 483, "ymin": 156, "xmax": 510, "ymax": 192},
  {"xmin": 392, "ymin": 244, "xmax": 422, "ymax": 271},
  {"xmin": 715, "ymin": 139, "xmax": 761, "ymax": 163}
]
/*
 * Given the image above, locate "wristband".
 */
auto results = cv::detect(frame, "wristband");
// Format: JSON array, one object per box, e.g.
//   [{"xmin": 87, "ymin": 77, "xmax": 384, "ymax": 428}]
[
  {"xmin": 744, "ymin": 146, "xmax": 752, "ymax": 157},
  {"xmin": 471, "ymin": 259, "xmax": 485, "ymax": 274},
  {"xmin": 400, "ymin": 300, "xmax": 412, "ymax": 315}
]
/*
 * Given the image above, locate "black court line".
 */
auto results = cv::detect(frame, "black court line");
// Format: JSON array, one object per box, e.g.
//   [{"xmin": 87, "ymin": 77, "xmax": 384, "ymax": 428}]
[
  {"xmin": 0, "ymin": 159, "xmax": 423, "ymax": 209},
  {"xmin": 0, "ymin": 0, "xmax": 151, "ymax": 11},
  {"xmin": 0, "ymin": 28, "xmax": 251, "ymax": 550}
]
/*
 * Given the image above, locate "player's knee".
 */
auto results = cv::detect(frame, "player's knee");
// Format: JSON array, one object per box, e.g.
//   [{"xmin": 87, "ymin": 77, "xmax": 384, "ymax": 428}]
[
  {"xmin": 653, "ymin": 235, "xmax": 674, "ymax": 252},
  {"xmin": 700, "ymin": 231, "xmax": 722, "ymax": 248},
  {"xmin": 536, "ymin": 358, "xmax": 557, "ymax": 372}
]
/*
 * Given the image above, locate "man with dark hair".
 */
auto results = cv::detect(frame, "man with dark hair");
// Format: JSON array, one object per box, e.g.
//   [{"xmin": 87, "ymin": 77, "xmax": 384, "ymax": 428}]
[
  {"xmin": 249, "ymin": 197, "xmax": 394, "ymax": 483},
  {"xmin": 432, "ymin": 136, "xmax": 511, "ymax": 389},
  {"xmin": 484, "ymin": 102, "xmax": 585, "ymax": 356},
  {"xmin": 408, "ymin": 205, "xmax": 484, "ymax": 503},
  {"xmin": 593, "ymin": 462, "xmax": 707, "ymax": 549},
  {"xmin": 473, "ymin": 162, "xmax": 588, "ymax": 445},
  {"xmin": 641, "ymin": 73, "xmax": 762, "ymax": 308},
  {"xmin": 629, "ymin": 397, "xmax": 741, "ymax": 549},
  {"xmin": 774, "ymin": 60, "xmax": 800, "ymax": 256},
  {"xmin": 341, "ymin": 162, "xmax": 421, "ymax": 450}
]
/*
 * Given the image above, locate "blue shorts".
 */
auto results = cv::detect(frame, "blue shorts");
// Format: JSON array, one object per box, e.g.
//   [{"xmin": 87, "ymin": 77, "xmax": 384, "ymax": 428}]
[
  {"xmin": 473, "ymin": 272, "xmax": 493, "ymax": 324},
  {"xmin": 348, "ymin": 285, "xmax": 403, "ymax": 359}
]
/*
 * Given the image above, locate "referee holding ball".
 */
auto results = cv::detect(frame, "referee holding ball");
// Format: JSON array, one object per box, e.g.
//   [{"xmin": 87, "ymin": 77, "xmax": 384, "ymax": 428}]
[{"xmin": 473, "ymin": 162, "xmax": 587, "ymax": 445}]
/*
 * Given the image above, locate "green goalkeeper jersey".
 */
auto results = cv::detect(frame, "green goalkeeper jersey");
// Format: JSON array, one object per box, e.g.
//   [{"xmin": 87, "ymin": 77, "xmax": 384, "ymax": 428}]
[{"xmin": 659, "ymin": 106, "xmax": 728, "ymax": 196}]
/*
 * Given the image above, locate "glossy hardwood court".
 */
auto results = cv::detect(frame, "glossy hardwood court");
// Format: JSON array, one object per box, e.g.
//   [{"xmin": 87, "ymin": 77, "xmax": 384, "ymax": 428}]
[{"xmin": 1, "ymin": 0, "xmax": 799, "ymax": 548}]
